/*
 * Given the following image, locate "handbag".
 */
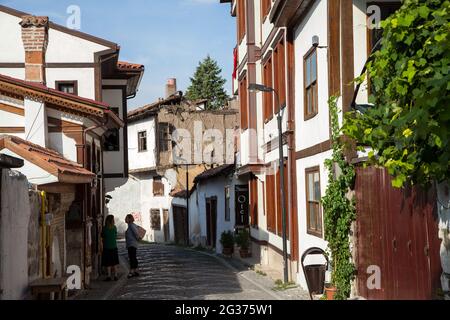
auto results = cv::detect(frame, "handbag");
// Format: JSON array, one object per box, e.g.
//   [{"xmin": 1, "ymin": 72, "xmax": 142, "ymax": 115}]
[{"xmin": 136, "ymin": 225, "xmax": 147, "ymax": 240}]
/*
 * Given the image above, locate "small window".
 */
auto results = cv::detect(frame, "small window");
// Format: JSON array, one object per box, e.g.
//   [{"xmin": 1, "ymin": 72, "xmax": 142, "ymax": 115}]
[
  {"xmin": 304, "ymin": 48, "xmax": 318, "ymax": 120},
  {"xmin": 306, "ymin": 167, "xmax": 322, "ymax": 237},
  {"xmin": 138, "ymin": 131, "xmax": 147, "ymax": 152},
  {"xmin": 159, "ymin": 123, "xmax": 172, "ymax": 152},
  {"xmin": 153, "ymin": 176, "xmax": 165, "ymax": 197},
  {"xmin": 225, "ymin": 186, "xmax": 231, "ymax": 222},
  {"xmin": 150, "ymin": 209, "xmax": 161, "ymax": 231},
  {"xmin": 103, "ymin": 108, "xmax": 120, "ymax": 152},
  {"xmin": 56, "ymin": 81, "xmax": 78, "ymax": 95}
]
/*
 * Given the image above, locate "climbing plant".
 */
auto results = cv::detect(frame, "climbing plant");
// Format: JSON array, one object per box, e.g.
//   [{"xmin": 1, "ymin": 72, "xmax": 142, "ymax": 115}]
[
  {"xmin": 322, "ymin": 96, "xmax": 356, "ymax": 300},
  {"xmin": 343, "ymin": 0, "xmax": 450, "ymax": 188}
]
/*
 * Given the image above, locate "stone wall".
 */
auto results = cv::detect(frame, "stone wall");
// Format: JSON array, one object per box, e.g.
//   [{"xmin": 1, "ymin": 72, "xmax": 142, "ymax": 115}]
[{"xmin": 0, "ymin": 169, "xmax": 33, "ymax": 300}]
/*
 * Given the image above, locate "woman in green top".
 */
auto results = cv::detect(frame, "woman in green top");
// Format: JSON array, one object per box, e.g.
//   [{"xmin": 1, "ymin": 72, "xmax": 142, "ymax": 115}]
[{"xmin": 101, "ymin": 215, "xmax": 119, "ymax": 281}]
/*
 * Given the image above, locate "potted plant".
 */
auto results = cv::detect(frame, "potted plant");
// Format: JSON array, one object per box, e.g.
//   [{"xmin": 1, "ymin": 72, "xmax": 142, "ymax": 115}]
[
  {"xmin": 220, "ymin": 231, "xmax": 234, "ymax": 256},
  {"xmin": 235, "ymin": 229, "xmax": 251, "ymax": 258},
  {"xmin": 324, "ymin": 259, "xmax": 337, "ymax": 300}
]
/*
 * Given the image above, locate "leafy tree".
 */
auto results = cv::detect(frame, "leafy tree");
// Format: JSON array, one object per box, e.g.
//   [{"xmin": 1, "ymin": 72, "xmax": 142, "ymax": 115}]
[
  {"xmin": 185, "ymin": 55, "xmax": 229, "ymax": 110},
  {"xmin": 343, "ymin": 0, "xmax": 450, "ymax": 188}
]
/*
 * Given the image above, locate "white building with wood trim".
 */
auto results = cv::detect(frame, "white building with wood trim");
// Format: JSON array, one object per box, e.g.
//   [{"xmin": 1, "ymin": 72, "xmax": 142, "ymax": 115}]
[
  {"xmin": 0, "ymin": 4, "xmax": 144, "ymax": 289},
  {"xmin": 221, "ymin": 0, "xmax": 403, "ymax": 293}
]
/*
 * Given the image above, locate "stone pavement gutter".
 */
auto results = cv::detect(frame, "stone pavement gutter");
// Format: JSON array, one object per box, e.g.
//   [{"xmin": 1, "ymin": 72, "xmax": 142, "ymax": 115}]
[{"xmin": 186, "ymin": 247, "xmax": 311, "ymax": 301}]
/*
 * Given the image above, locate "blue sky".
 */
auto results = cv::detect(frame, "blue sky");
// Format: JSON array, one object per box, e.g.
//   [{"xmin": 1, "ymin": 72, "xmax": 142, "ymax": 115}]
[{"xmin": 1, "ymin": 0, "xmax": 236, "ymax": 109}]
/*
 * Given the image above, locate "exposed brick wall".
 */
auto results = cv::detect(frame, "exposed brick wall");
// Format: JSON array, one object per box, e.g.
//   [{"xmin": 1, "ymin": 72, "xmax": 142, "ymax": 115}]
[{"xmin": 20, "ymin": 15, "xmax": 49, "ymax": 83}]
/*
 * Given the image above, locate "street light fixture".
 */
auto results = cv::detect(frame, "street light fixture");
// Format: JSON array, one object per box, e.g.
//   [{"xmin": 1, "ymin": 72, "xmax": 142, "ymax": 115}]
[{"xmin": 248, "ymin": 83, "xmax": 289, "ymax": 284}]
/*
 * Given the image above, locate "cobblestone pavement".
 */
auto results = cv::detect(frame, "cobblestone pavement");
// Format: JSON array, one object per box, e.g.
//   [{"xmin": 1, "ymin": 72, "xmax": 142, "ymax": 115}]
[{"xmin": 109, "ymin": 243, "xmax": 310, "ymax": 300}]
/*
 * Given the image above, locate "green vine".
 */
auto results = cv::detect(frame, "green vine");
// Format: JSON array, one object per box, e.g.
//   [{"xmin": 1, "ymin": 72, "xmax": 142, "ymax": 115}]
[{"xmin": 322, "ymin": 96, "xmax": 357, "ymax": 300}]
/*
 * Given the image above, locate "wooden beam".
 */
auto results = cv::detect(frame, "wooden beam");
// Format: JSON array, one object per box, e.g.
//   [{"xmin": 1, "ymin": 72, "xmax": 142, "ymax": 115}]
[
  {"xmin": 0, "ymin": 103, "xmax": 24, "ymax": 116},
  {"xmin": 0, "ymin": 127, "xmax": 25, "ymax": 133}
]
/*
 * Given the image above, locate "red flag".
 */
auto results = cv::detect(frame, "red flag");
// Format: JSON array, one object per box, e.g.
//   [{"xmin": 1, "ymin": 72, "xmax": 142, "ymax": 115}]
[{"xmin": 232, "ymin": 47, "xmax": 238, "ymax": 80}]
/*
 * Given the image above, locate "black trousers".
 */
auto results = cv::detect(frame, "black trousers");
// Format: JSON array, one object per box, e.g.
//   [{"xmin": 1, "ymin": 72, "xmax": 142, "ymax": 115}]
[{"xmin": 128, "ymin": 246, "xmax": 138, "ymax": 270}]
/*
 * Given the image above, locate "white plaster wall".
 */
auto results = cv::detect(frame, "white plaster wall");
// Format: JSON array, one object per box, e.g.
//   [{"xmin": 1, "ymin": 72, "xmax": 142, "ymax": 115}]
[
  {"xmin": 239, "ymin": 129, "xmax": 250, "ymax": 166},
  {"xmin": 48, "ymin": 133, "xmax": 77, "ymax": 163},
  {"xmin": 295, "ymin": 151, "xmax": 331, "ymax": 289},
  {"xmin": 0, "ymin": 169, "xmax": 31, "ymax": 300},
  {"xmin": 46, "ymin": 68, "xmax": 96, "ymax": 100},
  {"xmin": 105, "ymin": 176, "xmax": 141, "ymax": 235},
  {"xmin": 138, "ymin": 173, "xmax": 172, "ymax": 243},
  {"xmin": 0, "ymin": 68, "xmax": 25, "ymax": 80},
  {"xmin": 128, "ymin": 118, "xmax": 157, "ymax": 171},
  {"xmin": 294, "ymin": 0, "xmax": 330, "ymax": 151},
  {"xmin": 261, "ymin": 0, "xmax": 276, "ymax": 47},
  {"xmin": 102, "ymin": 89, "xmax": 125, "ymax": 175},
  {"xmin": 24, "ymin": 99, "xmax": 48, "ymax": 147},
  {"xmin": 46, "ymin": 29, "xmax": 109, "ymax": 63},
  {"xmin": 353, "ymin": 0, "xmax": 370, "ymax": 105},
  {"xmin": 191, "ymin": 174, "xmax": 249, "ymax": 254},
  {"xmin": 0, "ymin": 12, "xmax": 25, "ymax": 62},
  {"xmin": 0, "ymin": 110, "xmax": 23, "ymax": 127}
]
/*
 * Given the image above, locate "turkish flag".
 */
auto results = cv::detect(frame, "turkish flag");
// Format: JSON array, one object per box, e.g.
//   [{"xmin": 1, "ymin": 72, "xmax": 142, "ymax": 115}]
[{"xmin": 232, "ymin": 47, "xmax": 238, "ymax": 80}]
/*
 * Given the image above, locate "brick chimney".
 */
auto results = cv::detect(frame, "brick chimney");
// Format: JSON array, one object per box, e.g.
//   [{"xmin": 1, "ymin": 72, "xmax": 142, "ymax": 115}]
[
  {"xmin": 20, "ymin": 15, "xmax": 49, "ymax": 84},
  {"xmin": 165, "ymin": 78, "xmax": 177, "ymax": 98}
]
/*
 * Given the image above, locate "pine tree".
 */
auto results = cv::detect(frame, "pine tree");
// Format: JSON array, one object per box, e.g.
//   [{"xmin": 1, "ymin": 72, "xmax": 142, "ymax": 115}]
[{"xmin": 185, "ymin": 55, "xmax": 229, "ymax": 110}]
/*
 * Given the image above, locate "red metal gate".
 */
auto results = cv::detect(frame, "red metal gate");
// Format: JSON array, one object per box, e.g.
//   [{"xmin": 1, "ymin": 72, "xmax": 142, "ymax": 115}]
[{"xmin": 355, "ymin": 166, "xmax": 442, "ymax": 299}]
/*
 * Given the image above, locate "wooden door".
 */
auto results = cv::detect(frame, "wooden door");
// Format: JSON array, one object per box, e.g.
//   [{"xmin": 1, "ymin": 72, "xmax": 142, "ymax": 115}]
[
  {"xmin": 163, "ymin": 209, "xmax": 170, "ymax": 242},
  {"xmin": 206, "ymin": 198, "xmax": 218, "ymax": 248},
  {"xmin": 355, "ymin": 166, "xmax": 442, "ymax": 300},
  {"xmin": 173, "ymin": 206, "xmax": 188, "ymax": 246}
]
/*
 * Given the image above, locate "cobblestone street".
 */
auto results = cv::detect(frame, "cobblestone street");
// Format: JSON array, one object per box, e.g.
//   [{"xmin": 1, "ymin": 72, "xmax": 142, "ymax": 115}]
[{"xmin": 89, "ymin": 243, "xmax": 310, "ymax": 301}]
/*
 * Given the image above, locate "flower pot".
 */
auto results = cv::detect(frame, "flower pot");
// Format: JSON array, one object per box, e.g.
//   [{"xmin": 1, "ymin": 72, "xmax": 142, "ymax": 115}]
[
  {"xmin": 222, "ymin": 247, "xmax": 233, "ymax": 256},
  {"xmin": 325, "ymin": 286, "xmax": 337, "ymax": 300},
  {"xmin": 239, "ymin": 248, "xmax": 251, "ymax": 258}
]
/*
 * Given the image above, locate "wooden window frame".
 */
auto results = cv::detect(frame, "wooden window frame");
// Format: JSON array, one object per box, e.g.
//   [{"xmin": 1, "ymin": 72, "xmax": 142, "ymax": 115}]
[
  {"xmin": 366, "ymin": 2, "xmax": 402, "ymax": 95},
  {"xmin": 153, "ymin": 176, "xmax": 165, "ymax": 197},
  {"xmin": 55, "ymin": 80, "xmax": 78, "ymax": 95},
  {"xmin": 138, "ymin": 130, "xmax": 147, "ymax": 152},
  {"xmin": 261, "ymin": 0, "xmax": 271, "ymax": 23},
  {"xmin": 263, "ymin": 54, "xmax": 274, "ymax": 123},
  {"xmin": 305, "ymin": 166, "xmax": 323, "ymax": 238},
  {"xmin": 239, "ymin": 74, "xmax": 249, "ymax": 130},
  {"xmin": 265, "ymin": 173, "xmax": 276, "ymax": 234},
  {"xmin": 150, "ymin": 209, "xmax": 161, "ymax": 231},
  {"xmin": 273, "ymin": 37, "xmax": 286, "ymax": 114},
  {"xmin": 158, "ymin": 123, "xmax": 172, "ymax": 152},
  {"xmin": 303, "ymin": 47, "xmax": 319, "ymax": 121},
  {"xmin": 237, "ymin": 0, "xmax": 246, "ymax": 44},
  {"xmin": 103, "ymin": 107, "xmax": 120, "ymax": 152}
]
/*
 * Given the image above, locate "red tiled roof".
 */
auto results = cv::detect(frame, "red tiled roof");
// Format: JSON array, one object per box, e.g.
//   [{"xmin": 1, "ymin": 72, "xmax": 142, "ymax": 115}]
[
  {"xmin": 117, "ymin": 61, "xmax": 144, "ymax": 72},
  {"xmin": 0, "ymin": 135, "xmax": 95, "ymax": 184}
]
